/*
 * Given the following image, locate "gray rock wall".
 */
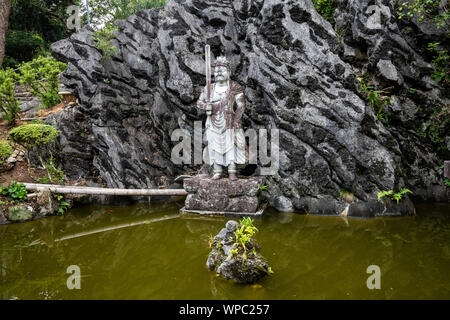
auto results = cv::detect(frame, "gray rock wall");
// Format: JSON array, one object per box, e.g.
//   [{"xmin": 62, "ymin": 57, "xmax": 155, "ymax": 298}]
[{"xmin": 48, "ymin": 0, "xmax": 448, "ymax": 214}]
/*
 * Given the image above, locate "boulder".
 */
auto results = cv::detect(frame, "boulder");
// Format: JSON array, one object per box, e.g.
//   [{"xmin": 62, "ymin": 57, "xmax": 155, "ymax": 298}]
[
  {"xmin": 7, "ymin": 205, "xmax": 34, "ymax": 222},
  {"xmin": 207, "ymin": 220, "xmax": 271, "ymax": 284},
  {"xmin": 36, "ymin": 188, "xmax": 58, "ymax": 216},
  {"xmin": 48, "ymin": 0, "xmax": 448, "ymax": 214},
  {"xmin": 183, "ymin": 176, "xmax": 264, "ymax": 215}
]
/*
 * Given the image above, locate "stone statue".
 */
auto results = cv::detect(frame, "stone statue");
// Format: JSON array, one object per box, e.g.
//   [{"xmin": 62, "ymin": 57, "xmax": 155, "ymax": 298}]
[{"xmin": 197, "ymin": 53, "xmax": 246, "ymax": 180}]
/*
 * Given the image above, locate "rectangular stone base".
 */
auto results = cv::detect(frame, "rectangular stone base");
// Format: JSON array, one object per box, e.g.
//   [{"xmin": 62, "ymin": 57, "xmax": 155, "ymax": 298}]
[{"xmin": 179, "ymin": 206, "xmax": 265, "ymax": 217}]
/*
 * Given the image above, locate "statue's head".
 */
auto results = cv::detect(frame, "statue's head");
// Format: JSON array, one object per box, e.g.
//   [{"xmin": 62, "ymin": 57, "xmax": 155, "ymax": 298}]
[{"xmin": 213, "ymin": 56, "xmax": 230, "ymax": 82}]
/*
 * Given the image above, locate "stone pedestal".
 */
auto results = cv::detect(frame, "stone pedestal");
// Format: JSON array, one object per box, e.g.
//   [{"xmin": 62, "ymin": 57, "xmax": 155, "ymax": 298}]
[{"xmin": 180, "ymin": 175, "xmax": 266, "ymax": 217}]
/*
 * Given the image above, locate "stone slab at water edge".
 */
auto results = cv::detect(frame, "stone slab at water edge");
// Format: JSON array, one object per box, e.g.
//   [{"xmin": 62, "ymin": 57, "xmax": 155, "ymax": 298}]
[{"xmin": 180, "ymin": 175, "xmax": 265, "ymax": 216}]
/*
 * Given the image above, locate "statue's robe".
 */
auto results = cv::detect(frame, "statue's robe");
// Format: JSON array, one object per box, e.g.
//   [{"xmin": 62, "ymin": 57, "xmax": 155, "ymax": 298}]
[{"xmin": 197, "ymin": 81, "xmax": 246, "ymax": 167}]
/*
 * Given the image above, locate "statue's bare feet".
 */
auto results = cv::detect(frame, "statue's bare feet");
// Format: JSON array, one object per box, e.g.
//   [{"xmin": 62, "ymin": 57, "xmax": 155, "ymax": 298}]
[
  {"xmin": 229, "ymin": 172, "xmax": 237, "ymax": 181},
  {"xmin": 211, "ymin": 173, "xmax": 221, "ymax": 180}
]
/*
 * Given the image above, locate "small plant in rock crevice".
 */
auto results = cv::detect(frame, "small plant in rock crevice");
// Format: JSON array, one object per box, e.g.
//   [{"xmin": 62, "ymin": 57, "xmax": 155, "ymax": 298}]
[
  {"xmin": 94, "ymin": 25, "xmax": 120, "ymax": 60},
  {"xmin": 0, "ymin": 68, "xmax": 21, "ymax": 124},
  {"xmin": 312, "ymin": 0, "xmax": 337, "ymax": 24},
  {"xmin": 395, "ymin": 0, "xmax": 449, "ymax": 30},
  {"xmin": 339, "ymin": 189, "xmax": 355, "ymax": 203},
  {"xmin": 53, "ymin": 193, "xmax": 70, "ymax": 215},
  {"xmin": 231, "ymin": 217, "xmax": 259, "ymax": 261},
  {"xmin": 377, "ymin": 188, "xmax": 413, "ymax": 204},
  {"xmin": 16, "ymin": 55, "xmax": 67, "ymax": 109},
  {"xmin": 426, "ymin": 42, "xmax": 449, "ymax": 87},
  {"xmin": 357, "ymin": 74, "xmax": 391, "ymax": 125}
]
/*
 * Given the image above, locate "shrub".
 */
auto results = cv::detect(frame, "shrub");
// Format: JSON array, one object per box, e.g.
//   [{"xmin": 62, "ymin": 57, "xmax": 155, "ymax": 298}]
[
  {"xmin": 8, "ymin": 124, "xmax": 63, "ymax": 183},
  {"xmin": 16, "ymin": 55, "xmax": 67, "ymax": 109},
  {"xmin": 8, "ymin": 123, "xmax": 60, "ymax": 150},
  {"xmin": 0, "ymin": 140, "xmax": 13, "ymax": 165},
  {"xmin": 0, "ymin": 68, "xmax": 21, "ymax": 124}
]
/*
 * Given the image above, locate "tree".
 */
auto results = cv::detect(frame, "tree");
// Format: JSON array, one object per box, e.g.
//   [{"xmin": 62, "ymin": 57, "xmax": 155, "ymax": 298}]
[
  {"xmin": 3, "ymin": 0, "xmax": 77, "ymax": 68},
  {"xmin": 0, "ymin": 0, "xmax": 12, "ymax": 67},
  {"xmin": 79, "ymin": 0, "xmax": 166, "ymax": 27}
]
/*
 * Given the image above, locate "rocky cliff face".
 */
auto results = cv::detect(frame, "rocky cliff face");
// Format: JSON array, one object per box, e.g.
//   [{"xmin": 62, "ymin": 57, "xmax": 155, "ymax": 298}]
[{"xmin": 49, "ymin": 0, "xmax": 449, "ymax": 214}]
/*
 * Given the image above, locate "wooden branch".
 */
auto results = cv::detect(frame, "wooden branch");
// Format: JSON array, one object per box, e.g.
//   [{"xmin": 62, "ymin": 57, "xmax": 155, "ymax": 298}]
[
  {"xmin": 21, "ymin": 183, "xmax": 188, "ymax": 196},
  {"xmin": 29, "ymin": 214, "xmax": 179, "ymax": 246}
]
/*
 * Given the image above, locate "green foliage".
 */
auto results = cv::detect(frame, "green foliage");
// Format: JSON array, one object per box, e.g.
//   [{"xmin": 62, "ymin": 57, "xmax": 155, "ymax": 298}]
[
  {"xmin": 377, "ymin": 190, "xmax": 394, "ymax": 199},
  {"xmin": 259, "ymin": 184, "xmax": 268, "ymax": 192},
  {"xmin": 377, "ymin": 188, "xmax": 413, "ymax": 204},
  {"xmin": 312, "ymin": 0, "xmax": 336, "ymax": 24},
  {"xmin": 0, "ymin": 141, "xmax": 13, "ymax": 165},
  {"xmin": 35, "ymin": 156, "xmax": 66, "ymax": 184},
  {"xmin": 4, "ymin": 30, "xmax": 46, "ymax": 68},
  {"xmin": 0, "ymin": 181, "xmax": 28, "ymax": 202},
  {"xmin": 417, "ymin": 103, "xmax": 449, "ymax": 151},
  {"xmin": 232, "ymin": 217, "xmax": 259, "ymax": 261},
  {"xmin": 81, "ymin": 0, "xmax": 166, "ymax": 26},
  {"xmin": 58, "ymin": 201, "xmax": 70, "ymax": 215},
  {"xmin": 358, "ymin": 75, "xmax": 391, "ymax": 125},
  {"xmin": 208, "ymin": 234, "xmax": 214, "ymax": 248},
  {"xmin": 396, "ymin": 0, "xmax": 449, "ymax": 29},
  {"xmin": 4, "ymin": 0, "xmax": 76, "ymax": 67},
  {"xmin": 16, "ymin": 55, "xmax": 67, "ymax": 109},
  {"xmin": 8, "ymin": 124, "xmax": 60, "ymax": 150},
  {"xmin": 0, "ymin": 68, "xmax": 21, "ymax": 124},
  {"xmin": 53, "ymin": 193, "xmax": 70, "ymax": 215},
  {"xmin": 445, "ymin": 178, "xmax": 450, "ymax": 187},
  {"xmin": 427, "ymin": 42, "xmax": 449, "ymax": 87},
  {"xmin": 94, "ymin": 25, "xmax": 120, "ymax": 60},
  {"xmin": 132, "ymin": 0, "xmax": 167, "ymax": 11}
]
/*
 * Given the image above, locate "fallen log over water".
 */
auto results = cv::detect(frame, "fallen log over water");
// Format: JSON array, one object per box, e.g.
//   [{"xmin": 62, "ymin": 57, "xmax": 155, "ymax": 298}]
[{"xmin": 21, "ymin": 183, "xmax": 188, "ymax": 196}]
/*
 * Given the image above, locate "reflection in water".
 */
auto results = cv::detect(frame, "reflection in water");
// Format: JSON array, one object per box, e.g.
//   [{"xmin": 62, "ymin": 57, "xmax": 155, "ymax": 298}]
[{"xmin": 0, "ymin": 202, "xmax": 449, "ymax": 299}]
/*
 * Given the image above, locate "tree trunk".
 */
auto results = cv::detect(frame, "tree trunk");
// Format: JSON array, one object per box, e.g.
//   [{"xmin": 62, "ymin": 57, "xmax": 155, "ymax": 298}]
[{"xmin": 0, "ymin": 0, "xmax": 12, "ymax": 68}]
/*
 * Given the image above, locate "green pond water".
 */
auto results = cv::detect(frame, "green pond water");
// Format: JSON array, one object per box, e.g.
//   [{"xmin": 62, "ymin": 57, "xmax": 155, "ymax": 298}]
[{"xmin": 0, "ymin": 201, "xmax": 449, "ymax": 300}]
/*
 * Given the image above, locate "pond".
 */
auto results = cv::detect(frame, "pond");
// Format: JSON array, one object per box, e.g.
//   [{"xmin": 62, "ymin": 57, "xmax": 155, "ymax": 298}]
[{"xmin": 0, "ymin": 201, "xmax": 449, "ymax": 299}]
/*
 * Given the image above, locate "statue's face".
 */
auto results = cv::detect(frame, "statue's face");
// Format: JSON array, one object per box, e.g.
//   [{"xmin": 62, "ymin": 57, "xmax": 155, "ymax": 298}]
[{"xmin": 214, "ymin": 65, "xmax": 229, "ymax": 82}]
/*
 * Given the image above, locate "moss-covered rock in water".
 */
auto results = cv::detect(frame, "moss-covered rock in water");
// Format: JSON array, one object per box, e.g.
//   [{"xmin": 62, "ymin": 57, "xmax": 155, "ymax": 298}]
[
  {"xmin": 7, "ymin": 205, "xmax": 34, "ymax": 222},
  {"xmin": 207, "ymin": 220, "xmax": 272, "ymax": 284}
]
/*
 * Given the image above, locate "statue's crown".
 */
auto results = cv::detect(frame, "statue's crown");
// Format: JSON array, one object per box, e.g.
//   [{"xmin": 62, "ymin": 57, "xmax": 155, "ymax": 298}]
[{"xmin": 213, "ymin": 56, "xmax": 230, "ymax": 69}]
